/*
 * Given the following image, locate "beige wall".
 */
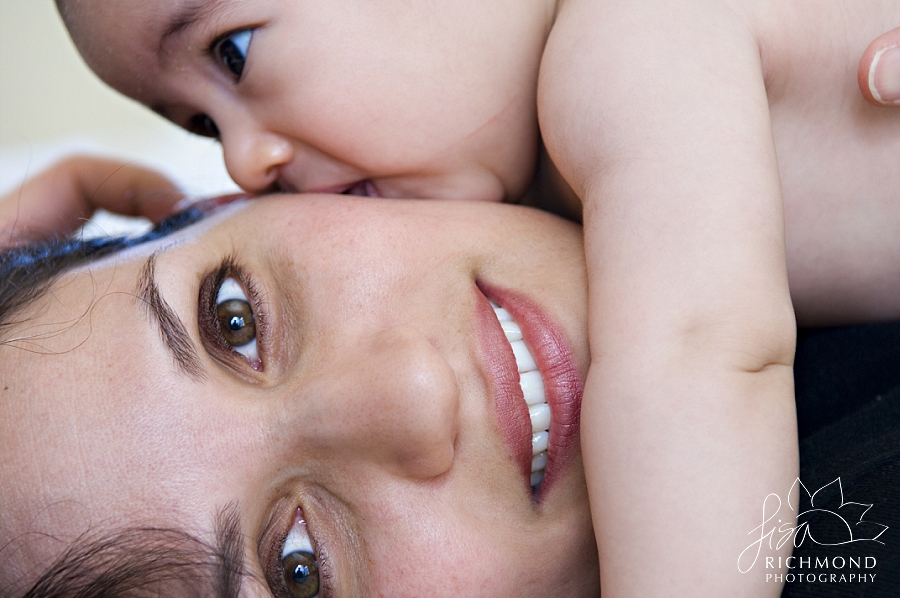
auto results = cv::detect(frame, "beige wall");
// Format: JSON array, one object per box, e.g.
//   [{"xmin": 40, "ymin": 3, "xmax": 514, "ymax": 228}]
[
  {"xmin": 0, "ymin": 0, "xmax": 235, "ymax": 197},
  {"xmin": 0, "ymin": 0, "xmax": 168, "ymax": 145}
]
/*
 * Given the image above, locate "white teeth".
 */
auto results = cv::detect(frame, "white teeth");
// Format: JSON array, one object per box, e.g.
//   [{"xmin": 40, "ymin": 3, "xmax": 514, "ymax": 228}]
[
  {"xmin": 490, "ymin": 300, "xmax": 551, "ymax": 493},
  {"xmin": 520, "ymin": 370, "xmax": 546, "ymax": 405},
  {"xmin": 500, "ymin": 320, "xmax": 523, "ymax": 342},
  {"xmin": 529, "ymin": 403, "xmax": 551, "ymax": 433},
  {"xmin": 510, "ymin": 340, "xmax": 537, "ymax": 372},
  {"xmin": 492, "ymin": 304, "xmax": 514, "ymax": 322}
]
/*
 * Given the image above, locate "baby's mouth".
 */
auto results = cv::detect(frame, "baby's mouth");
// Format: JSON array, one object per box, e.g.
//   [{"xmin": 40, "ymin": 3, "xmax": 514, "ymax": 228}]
[
  {"xmin": 340, "ymin": 180, "xmax": 380, "ymax": 197},
  {"xmin": 489, "ymin": 301, "xmax": 549, "ymax": 493}
]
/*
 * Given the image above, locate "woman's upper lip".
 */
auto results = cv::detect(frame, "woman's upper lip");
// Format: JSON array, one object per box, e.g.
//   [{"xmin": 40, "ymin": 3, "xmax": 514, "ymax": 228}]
[
  {"xmin": 474, "ymin": 285, "xmax": 533, "ymax": 487},
  {"xmin": 475, "ymin": 281, "xmax": 584, "ymax": 501}
]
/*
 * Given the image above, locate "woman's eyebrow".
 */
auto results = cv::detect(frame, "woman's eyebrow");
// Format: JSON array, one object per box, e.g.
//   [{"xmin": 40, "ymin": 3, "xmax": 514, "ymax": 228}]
[
  {"xmin": 213, "ymin": 504, "xmax": 248, "ymax": 598},
  {"xmin": 158, "ymin": 0, "xmax": 229, "ymax": 63},
  {"xmin": 137, "ymin": 252, "xmax": 206, "ymax": 380}
]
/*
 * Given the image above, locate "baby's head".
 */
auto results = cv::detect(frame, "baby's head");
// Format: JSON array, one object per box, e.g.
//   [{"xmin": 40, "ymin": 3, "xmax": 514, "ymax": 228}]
[{"xmin": 57, "ymin": 0, "xmax": 552, "ymax": 201}]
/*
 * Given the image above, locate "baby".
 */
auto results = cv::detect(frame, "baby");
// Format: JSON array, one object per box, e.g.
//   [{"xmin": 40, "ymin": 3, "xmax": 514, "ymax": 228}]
[{"xmin": 12, "ymin": 0, "xmax": 900, "ymax": 595}]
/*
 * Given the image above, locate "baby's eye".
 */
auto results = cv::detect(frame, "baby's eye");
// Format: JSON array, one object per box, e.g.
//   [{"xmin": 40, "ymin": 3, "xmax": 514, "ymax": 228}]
[
  {"xmin": 280, "ymin": 511, "xmax": 320, "ymax": 598},
  {"xmin": 215, "ymin": 277, "xmax": 260, "ymax": 366},
  {"xmin": 214, "ymin": 29, "xmax": 253, "ymax": 79},
  {"xmin": 188, "ymin": 114, "xmax": 220, "ymax": 139}
]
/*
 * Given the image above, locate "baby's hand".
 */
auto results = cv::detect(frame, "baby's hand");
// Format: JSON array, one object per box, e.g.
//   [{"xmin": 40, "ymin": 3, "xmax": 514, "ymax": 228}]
[
  {"xmin": 859, "ymin": 27, "xmax": 900, "ymax": 105},
  {"xmin": 0, "ymin": 156, "xmax": 183, "ymax": 246}
]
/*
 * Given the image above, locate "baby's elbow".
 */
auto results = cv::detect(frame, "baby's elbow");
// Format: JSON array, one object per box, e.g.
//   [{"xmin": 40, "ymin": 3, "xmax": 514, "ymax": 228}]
[
  {"xmin": 685, "ymin": 296, "xmax": 797, "ymax": 375},
  {"xmin": 746, "ymin": 296, "xmax": 797, "ymax": 373}
]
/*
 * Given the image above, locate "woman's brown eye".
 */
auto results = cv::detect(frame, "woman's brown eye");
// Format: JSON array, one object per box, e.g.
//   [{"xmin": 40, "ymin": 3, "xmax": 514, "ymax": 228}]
[
  {"xmin": 217, "ymin": 299, "xmax": 255, "ymax": 346},
  {"xmin": 279, "ymin": 511, "xmax": 320, "ymax": 598},
  {"xmin": 282, "ymin": 550, "xmax": 319, "ymax": 598},
  {"xmin": 214, "ymin": 277, "xmax": 261, "ymax": 366}
]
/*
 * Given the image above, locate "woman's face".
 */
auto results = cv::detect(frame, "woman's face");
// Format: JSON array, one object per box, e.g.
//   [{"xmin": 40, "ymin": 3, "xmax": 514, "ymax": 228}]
[{"xmin": 0, "ymin": 196, "xmax": 595, "ymax": 596}]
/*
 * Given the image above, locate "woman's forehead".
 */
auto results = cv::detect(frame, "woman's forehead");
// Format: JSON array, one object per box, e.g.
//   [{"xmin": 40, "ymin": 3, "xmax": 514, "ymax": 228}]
[
  {"xmin": 72, "ymin": 200, "xmax": 246, "ymax": 274},
  {"xmin": 0, "ymin": 273, "xmax": 169, "ymax": 562}
]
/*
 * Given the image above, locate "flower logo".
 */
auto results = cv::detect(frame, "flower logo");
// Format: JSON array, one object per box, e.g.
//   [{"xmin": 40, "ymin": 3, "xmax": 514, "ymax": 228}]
[
  {"xmin": 788, "ymin": 478, "xmax": 888, "ymax": 547},
  {"xmin": 738, "ymin": 477, "xmax": 888, "ymax": 573}
]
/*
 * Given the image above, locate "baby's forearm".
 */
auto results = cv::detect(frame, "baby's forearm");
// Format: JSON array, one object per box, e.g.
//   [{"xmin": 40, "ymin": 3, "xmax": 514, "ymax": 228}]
[
  {"xmin": 581, "ymin": 304, "xmax": 797, "ymax": 595},
  {"xmin": 580, "ymin": 212, "xmax": 798, "ymax": 596},
  {"xmin": 540, "ymin": 1, "xmax": 799, "ymax": 594},
  {"xmin": 577, "ymin": 146, "xmax": 799, "ymax": 590}
]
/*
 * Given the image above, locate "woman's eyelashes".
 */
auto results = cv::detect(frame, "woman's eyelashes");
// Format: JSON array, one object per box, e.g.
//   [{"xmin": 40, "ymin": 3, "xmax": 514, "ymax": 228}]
[
  {"xmin": 200, "ymin": 261, "xmax": 267, "ymax": 372},
  {"xmin": 277, "ymin": 510, "xmax": 322, "ymax": 598},
  {"xmin": 214, "ymin": 28, "xmax": 253, "ymax": 80}
]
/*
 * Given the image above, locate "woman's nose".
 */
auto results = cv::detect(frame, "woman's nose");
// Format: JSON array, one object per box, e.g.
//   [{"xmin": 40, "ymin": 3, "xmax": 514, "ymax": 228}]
[
  {"xmin": 221, "ymin": 124, "xmax": 294, "ymax": 192},
  {"xmin": 305, "ymin": 325, "xmax": 460, "ymax": 480}
]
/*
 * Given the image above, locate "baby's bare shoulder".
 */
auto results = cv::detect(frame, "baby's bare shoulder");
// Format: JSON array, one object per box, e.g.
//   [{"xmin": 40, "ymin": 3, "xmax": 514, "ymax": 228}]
[
  {"xmin": 547, "ymin": 0, "xmax": 753, "ymax": 43},
  {"xmin": 539, "ymin": 0, "xmax": 763, "ymax": 186}
]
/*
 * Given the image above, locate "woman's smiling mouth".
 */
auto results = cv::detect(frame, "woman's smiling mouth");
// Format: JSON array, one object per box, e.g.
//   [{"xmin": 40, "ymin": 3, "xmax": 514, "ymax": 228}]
[
  {"xmin": 489, "ymin": 300, "xmax": 550, "ymax": 493},
  {"xmin": 477, "ymin": 280, "xmax": 584, "ymax": 504}
]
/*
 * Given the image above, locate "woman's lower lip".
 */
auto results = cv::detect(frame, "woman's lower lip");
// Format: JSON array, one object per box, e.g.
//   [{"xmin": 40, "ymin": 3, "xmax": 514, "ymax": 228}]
[{"xmin": 475, "ymin": 281, "xmax": 584, "ymax": 501}]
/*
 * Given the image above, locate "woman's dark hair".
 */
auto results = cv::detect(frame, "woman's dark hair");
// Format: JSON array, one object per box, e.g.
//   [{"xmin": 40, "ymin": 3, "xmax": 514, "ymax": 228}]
[
  {"xmin": 0, "ymin": 207, "xmax": 221, "ymax": 597},
  {"xmin": 5, "ymin": 507, "xmax": 246, "ymax": 598},
  {"xmin": 0, "ymin": 208, "xmax": 205, "ymax": 337}
]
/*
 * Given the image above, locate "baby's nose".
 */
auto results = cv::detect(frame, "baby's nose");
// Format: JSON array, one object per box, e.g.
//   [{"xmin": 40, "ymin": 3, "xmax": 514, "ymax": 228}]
[
  {"xmin": 304, "ymin": 325, "xmax": 461, "ymax": 480},
  {"xmin": 221, "ymin": 125, "xmax": 294, "ymax": 193}
]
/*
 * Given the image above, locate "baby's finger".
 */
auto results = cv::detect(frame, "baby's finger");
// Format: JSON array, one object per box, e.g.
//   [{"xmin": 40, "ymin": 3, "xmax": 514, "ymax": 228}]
[
  {"xmin": 68, "ymin": 157, "xmax": 185, "ymax": 223},
  {"xmin": 858, "ymin": 27, "xmax": 900, "ymax": 106},
  {"xmin": 0, "ymin": 157, "xmax": 184, "ymax": 245}
]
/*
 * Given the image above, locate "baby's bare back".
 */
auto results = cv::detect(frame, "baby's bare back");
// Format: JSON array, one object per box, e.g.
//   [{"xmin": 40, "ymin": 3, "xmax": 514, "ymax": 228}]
[
  {"xmin": 762, "ymin": 0, "xmax": 900, "ymax": 324},
  {"xmin": 537, "ymin": 0, "xmax": 900, "ymax": 324}
]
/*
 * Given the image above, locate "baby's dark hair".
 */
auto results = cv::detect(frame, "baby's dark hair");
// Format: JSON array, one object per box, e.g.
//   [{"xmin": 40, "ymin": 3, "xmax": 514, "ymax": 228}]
[
  {"xmin": 53, "ymin": 0, "xmax": 76, "ymax": 37},
  {"xmin": 53, "ymin": 0, "xmax": 70, "ymax": 22},
  {"xmin": 0, "ymin": 208, "xmax": 204, "ymax": 336}
]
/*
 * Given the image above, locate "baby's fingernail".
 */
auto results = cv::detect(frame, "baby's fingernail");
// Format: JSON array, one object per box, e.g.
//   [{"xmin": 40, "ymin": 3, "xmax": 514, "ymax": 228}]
[
  {"xmin": 173, "ymin": 197, "xmax": 196, "ymax": 213},
  {"xmin": 869, "ymin": 45, "xmax": 900, "ymax": 104},
  {"xmin": 175, "ymin": 193, "xmax": 250, "ymax": 214}
]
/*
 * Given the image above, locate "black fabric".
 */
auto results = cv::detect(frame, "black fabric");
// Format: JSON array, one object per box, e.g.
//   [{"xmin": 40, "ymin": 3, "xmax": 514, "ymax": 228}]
[
  {"xmin": 780, "ymin": 323, "xmax": 900, "ymax": 597},
  {"xmin": 794, "ymin": 323, "xmax": 900, "ymax": 439}
]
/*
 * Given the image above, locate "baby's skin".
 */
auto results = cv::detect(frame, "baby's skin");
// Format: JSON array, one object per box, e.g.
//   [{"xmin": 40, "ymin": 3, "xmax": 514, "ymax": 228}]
[{"xmin": 11, "ymin": 0, "xmax": 900, "ymax": 595}]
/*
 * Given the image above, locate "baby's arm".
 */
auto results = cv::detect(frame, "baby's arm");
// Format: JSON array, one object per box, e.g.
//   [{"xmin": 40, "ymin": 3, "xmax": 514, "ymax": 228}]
[
  {"xmin": 0, "ymin": 156, "xmax": 183, "ymax": 245},
  {"xmin": 539, "ymin": 2, "xmax": 796, "ymax": 595}
]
